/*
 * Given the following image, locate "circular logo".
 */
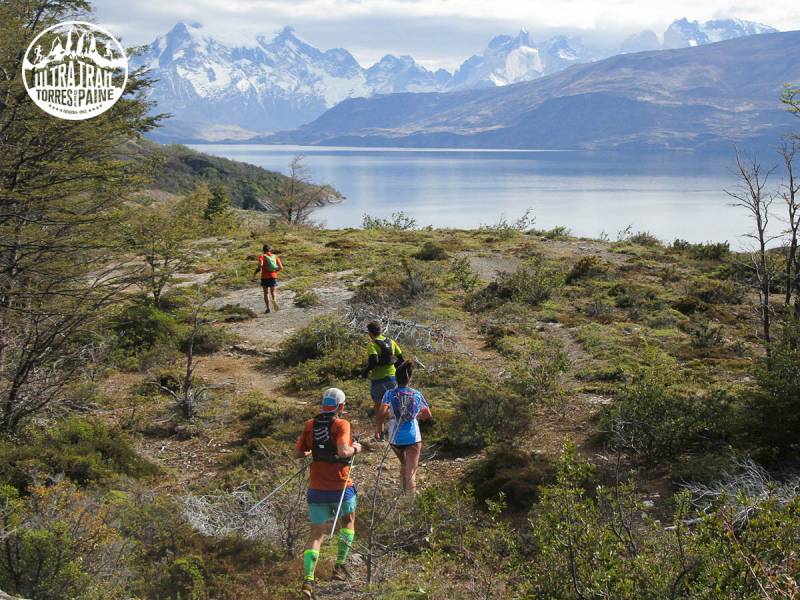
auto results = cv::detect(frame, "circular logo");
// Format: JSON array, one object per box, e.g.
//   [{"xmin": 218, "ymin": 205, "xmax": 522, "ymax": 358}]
[{"xmin": 22, "ymin": 21, "xmax": 128, "ymax": 120}]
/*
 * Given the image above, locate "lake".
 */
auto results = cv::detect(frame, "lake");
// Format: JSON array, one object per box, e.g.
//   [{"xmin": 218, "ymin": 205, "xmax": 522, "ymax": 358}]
[{"xmin": 190, "ymin": 144, "xmax": 759, "ymax": 247}]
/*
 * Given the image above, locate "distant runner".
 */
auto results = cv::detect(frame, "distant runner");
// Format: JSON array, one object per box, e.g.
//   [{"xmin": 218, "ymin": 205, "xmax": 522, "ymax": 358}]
[
  {"xmin": 361, "ymin": 320, "xmax": 404, "ymax": 434},
  {"xmin": 294, "ymin": 388, "xmax": 362, "ymax": 599},
  {"xmin": 253, "ymin": 244, "xmax": 283, "ymax": 314},
  {"xmin": 375, "ymin": 362, "xmax": 431, "ymax": 495}
]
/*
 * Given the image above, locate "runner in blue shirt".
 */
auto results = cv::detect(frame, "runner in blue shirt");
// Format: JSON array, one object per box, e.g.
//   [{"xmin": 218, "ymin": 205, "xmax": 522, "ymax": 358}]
[{"xmin": 375, "ymin": 361, "xmax": 431, "ymax": 495}]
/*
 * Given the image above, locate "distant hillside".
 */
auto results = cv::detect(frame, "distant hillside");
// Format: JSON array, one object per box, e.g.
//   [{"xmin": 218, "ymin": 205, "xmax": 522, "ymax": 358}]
[
  {"xmin": 136, "ymin": 141, "xmax": 287, "ymax": 209},
  {"xmin": 263, "ymin": 31, "xmax": 800, "ymax": 152}
]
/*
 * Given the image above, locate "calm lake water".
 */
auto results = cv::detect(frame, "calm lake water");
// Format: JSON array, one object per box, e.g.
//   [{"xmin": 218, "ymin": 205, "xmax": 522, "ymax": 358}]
[{"xmin": 191, "ymin": 144, "xmax": 758, "ymax": 247}]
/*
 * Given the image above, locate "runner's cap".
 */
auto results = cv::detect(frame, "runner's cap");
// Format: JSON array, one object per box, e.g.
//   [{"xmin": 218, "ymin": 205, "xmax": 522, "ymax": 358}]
[{"xmin": 321, "ymin": 388, "xmax": 346, "ymax": 412}]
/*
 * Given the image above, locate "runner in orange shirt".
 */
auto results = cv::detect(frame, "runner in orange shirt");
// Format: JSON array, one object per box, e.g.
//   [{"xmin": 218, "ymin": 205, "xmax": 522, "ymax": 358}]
[
  {"xmin": 294, "ymin": 388, "xmax": 362, "ymax": 598},
  {"xmin": 253, "ymin": 243, "xmax": 283, "ymax": 313}
]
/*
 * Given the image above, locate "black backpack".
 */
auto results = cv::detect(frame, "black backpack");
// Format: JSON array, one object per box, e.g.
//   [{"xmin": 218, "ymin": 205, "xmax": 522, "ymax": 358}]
[
  {"xmin": 373, "ymin": 337, "xmax": 395, "ymax": 366},
  {"xmin": 311, "ymin": 413, "xmax": 350, "ymax": 464}
]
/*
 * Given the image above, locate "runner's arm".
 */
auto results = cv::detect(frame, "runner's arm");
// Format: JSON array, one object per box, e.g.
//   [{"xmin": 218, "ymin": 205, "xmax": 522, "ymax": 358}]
[
  {"xmin": 254, "ymin": 256, "xmax": 262, "ymax": 276},
  {"xmin": 276, "ymin": 256, "xmax": 283, "ymax": 271},
  {"xmin": 293, "ymin": 428, "xmax": 311, "ymax": 459},
  {"xmin": 336, "ymin": 422, "xmax": 361, "ymax": 457},
  {"xmin": 362, "ymin": 353, "xmax": 378, "ymax": 378},
  {"xmin": 418, "ymin": 394, "xmax": 431, "ymax": 420}
]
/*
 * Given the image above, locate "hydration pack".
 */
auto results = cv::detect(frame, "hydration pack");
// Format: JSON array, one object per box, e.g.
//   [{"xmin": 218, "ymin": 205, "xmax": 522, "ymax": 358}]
[
  {"xmin": 311, "ymin": 413, "xmax": 350, "ymax": 464},
  {"xmin": 373, "ymin": 337, "xmax": 395, "ymax": 366},
  {"xmin": 262, "ymin": 253, "xmax": 278, "ymax": 273}
]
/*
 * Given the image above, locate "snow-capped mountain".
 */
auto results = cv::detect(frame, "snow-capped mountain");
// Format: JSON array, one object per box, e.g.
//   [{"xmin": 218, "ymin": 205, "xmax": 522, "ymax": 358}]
[
  {"xmin": 134, "ymin": 22, "xmax": 445, "ymax": 139},
  {"xmin": 365, "ymin": 55, "xmax": 450, "ymax": 94},
  {"xmin": 447, "ymin": 29, "xmax": 590, "ymax": 90},
  {"xmin": 663, "ymin": 18, "xmax": 777, "ymax": 49},
  {"xmin": 621, "ymin": 18, "xmax": 777, "ymax": 54},
  {"xmin": 138, "ymin": 18, "xmax": 779, "ymax": 142}
]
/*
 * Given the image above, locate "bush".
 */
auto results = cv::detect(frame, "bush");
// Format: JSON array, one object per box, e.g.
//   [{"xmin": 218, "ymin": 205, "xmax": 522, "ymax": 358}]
[
  {"xmin": 112, "ymin": 302, "xmax": 181, "ymax": 353},
  {"xmin": 672, "ymin": 239, "xmax": 730, "ymax": 261},
  {"xmin": 465, "ymin": 448, "xmax": 557, "ymax": 511},
  {"xmin": 446, "ymin": 255, "xmax": 481, "ymax": 292},
  {"xmin": 240, "ymin": 395, "xmax": 297, "ymax": 441},
  {"xmin": 0, "ymin": 417, "xmax": 157, "ymax": 491},
  {"xmin": 478, "ymin": 208, "xmax": 535, "ymax": 239},
  {"xmin": 361, "ymin": 211, "xmax": 417, "ymax": 231},
  {"xmin": 0, "ymin": 482, "xmax": 130, "ymax": 600},
  {"xmin": 276, "ymin": 315, "xmax": 361, "ymax": 367},
  {"xmin": 413, "ymin": 240, "xmax": 448, "ymax": 261},
  {"xmin": 602, "ymin": 351, "xmax": 734, "ymax": 463},
  {"xmin": 468, "ymin": 257, "xmax": 562, "ymax": 310},
  {"xmin": 179, "ymin": 323, "xmax": 228, "ymax": 354},
  {"xmin": 688, "ymin": 277, "xmax": 743, "ymax": 305},
  {"xmin": 565, "ymin": 255, "xmax": 608, "ymax": 284},
  {"xmin": 745, "ymin": 347, "xmax": 800, "ymax": 462},
  {"xmin": 353, "ymin": 258, "xmax": 437, "ymax": 306},
  {"xmin": 293, "ymin": 289, "xmax": 321, "ymax": 308},
  {"xmin": 690, "ymin": 321, "xmax": 725, "ymax": 349},
  {"xmin": 443, "ymin": 380, "xmax": 534, "ymax": 451}
]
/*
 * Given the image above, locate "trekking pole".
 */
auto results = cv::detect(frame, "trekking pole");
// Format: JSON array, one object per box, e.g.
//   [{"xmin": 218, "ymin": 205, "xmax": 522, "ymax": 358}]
[
  {"xmin": 413, "ymin": 356, "xmax": 427, "ymax": 370},
  {"xmin": 329, "ymin": 452, "xmax": 357, "ymax": 540},
  {"xmin": 248, "ymin": 459, "xmax": 308, "ymax": 514}
]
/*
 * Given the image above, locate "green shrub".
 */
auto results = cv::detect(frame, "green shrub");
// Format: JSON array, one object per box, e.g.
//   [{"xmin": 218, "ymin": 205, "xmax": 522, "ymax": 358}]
[
  {"xmin": 293, "ymin": 289, "xmax": 321, "ymax": 308},
  {"xmin": 446, "ymin": 255, "xmax": 481, "ymax": 292},
  {"xmin": 0, "ymin": 482, "xmax": 130, "ymax": 600},
  {"xmin": 468, "ymin": 257, "xmax": 562, "ymax": 310},
  {"xmin": 276, "ymin": 315, "xmax": 361, "ymax": 367},
  {"xmin": 413, "ymin": 240, "xmax": 448, "ymax": 261},
  {"xmin": 539, "ymin": 225, "xmax": 571, "ymax": 240},
  {"xmin": 690, "ymin": 321, "xmax": 725, "ymax": 349},
  {"xmin": 112, "ymin": 302, "xmax": 181, "ymax": 353},
  {"xmin": 361, "ymin": 211, "xmax": 417, "ymax": 230},
  {"xmin": 163, "ymin": 555, "xmax": 207, "ymax": 600},
  {"xmin": 689, "ymin": 277, "xmax": 743, "ymax": 304},
  {"xmin": 443, "ymin": 380, "xmax": 533, "ymax": 451},
  {"xmin": 672, "ymin": 239, "xmax": 730, "ymax": 261},
  {"xmin": 240, "ymin": 395, "xmax": 297, "ymax": 441},
  {"xmin": 602, "ymin": 351, "xmax": 734, "ymax": 463},
  {"xmin": 179, "ymin": 323, "xmax": 228, "ymax": 354},
  {"xmin": 465, "ymin": 448, "xmax": 557, "ymax": 511},
  {"xmin": 565, "ymin": 255, "xmax": 608, "ymax": 284},
  {"xmin": 478, "ymin": 208, "xmax": 535, "ymax": 239},
  {"xmin": 353, "ymin": 258, "xmax": 437, "ymax": 306},
  {"xmin": 745, "ymin": 347, "xmax": 800, "ymax": 462},
  {"xmin": 0, "ymin": 417, "xmax": 157, "ymax": 491}
]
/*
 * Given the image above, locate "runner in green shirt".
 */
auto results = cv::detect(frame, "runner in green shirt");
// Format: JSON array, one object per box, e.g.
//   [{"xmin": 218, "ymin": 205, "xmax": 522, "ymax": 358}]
[{"xmin": 361, "ymin": 320, "xmax": 404, "ymax": 436}]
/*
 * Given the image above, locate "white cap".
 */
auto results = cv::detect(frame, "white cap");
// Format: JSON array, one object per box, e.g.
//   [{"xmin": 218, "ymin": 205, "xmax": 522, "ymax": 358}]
[{"xmin": 321, "ymin": 387, "xmax": 346, "ymax": 411}]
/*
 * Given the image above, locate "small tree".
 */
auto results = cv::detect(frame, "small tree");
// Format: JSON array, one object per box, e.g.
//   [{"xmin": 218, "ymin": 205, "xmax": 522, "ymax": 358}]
[
  {"xmin": 257, "ymin": 155, "xmax": 341, "ymax": 225},
  {"xmin": 778, "ymin": 142, "xmax": 800, "ymax": 348},
  {"xmin": 204, "ymin": 181, "xmax": 231, "ymax": 221},
  {"xmin": 124, "ymin": 186, "xmax": 208, "ymax": 306},
  {"xmin": 726, "ymin": 150, "xmax": 777, "ymax": 352}
]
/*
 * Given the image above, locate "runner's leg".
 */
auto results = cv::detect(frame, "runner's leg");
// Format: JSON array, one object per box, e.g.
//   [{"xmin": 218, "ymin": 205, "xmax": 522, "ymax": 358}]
[{"xmin": 402, "ymin": 443, "xmax": 422, "ymax": 494}]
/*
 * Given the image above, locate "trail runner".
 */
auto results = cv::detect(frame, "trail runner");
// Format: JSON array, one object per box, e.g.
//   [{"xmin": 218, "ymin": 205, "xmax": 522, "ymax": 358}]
[
  {"xmin": 375, "ymin": 362, "xmax": 431, "ymax": 495},
  {"xmin": 294, "ymin": 388, "xmax": 362, "ymax": 598},
  {"xmin": 254, "ymin": 243, "xmax": 283, "ymax": 313}
]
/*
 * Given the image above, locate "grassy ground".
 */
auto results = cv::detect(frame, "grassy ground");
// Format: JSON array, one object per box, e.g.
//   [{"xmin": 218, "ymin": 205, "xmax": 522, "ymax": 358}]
[{"xmin": 82, "ymin": 212, "xmax": 768, "ymax": 598}]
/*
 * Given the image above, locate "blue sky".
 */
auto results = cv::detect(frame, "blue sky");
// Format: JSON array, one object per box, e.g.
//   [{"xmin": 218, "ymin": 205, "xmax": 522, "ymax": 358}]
[{"xmin": 90, "ymin": 0, "xmax": 800, "ymax": 70}]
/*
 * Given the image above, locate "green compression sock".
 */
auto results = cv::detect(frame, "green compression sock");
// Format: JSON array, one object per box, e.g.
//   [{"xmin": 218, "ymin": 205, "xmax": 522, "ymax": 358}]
[
  {"xmin": 337, "ymin": 528, "xmax": 355, "ymax": 565},
  {"xmin": 303, "ymin": 549, "xmax": 319, "ymax": 581}
]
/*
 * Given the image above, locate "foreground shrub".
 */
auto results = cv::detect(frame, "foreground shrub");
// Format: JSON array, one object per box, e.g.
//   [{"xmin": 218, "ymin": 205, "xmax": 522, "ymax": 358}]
[
  {"xmin": 353, "ymin": 258, "xmax": 438, "ymax": 306},
  {"xmin": 601, "ymin": 349, "xmax": 734, "ymax": 463},
  {"xmin": 465, "ymin": 448, "xmax": 557, "ymax": 511},
  {"xmin": 744, "ymin": 347, "xmax": 800, "ymax": 462},
  {"xmin": 0, "ymin": 482, "xmax": 130, "ymax": 600},
  {"xmin": 0, "ymin": 417, "xmax": 157, "ymax": 491},
  {"xmin": 361, "ymin": 211, "xmax": 417, "ymax": 231}
]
